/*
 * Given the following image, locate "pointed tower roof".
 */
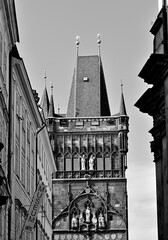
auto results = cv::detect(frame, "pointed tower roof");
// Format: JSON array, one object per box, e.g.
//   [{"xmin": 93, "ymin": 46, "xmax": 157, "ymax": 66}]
[
  {"xmin": 67, "ymin": 36, "xmax": 111, "ymax": 117},
  {"xmin": 48, "ymin": 83, "xmax": 55, "ymax": 117},
  {"xmin": 40, "ymin": 73, "xmax": 49, "ymax": 118},
  {"xmin": 119, "ymin": 83, "xmax": 127, "ymax": 116}
]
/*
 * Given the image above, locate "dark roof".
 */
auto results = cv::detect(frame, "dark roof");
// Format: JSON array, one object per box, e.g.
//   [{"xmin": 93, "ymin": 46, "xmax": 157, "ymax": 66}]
[
  {"xmin": 67, "ymin": 55, "xmax": 111, "ymax": 117},
  {"xmin": 119, "ymin": 92, "xmax": 127, "ymax": 116},
  {"xmin": 40, "ymin": 86, "xmax": 49, "ymax": 119}
]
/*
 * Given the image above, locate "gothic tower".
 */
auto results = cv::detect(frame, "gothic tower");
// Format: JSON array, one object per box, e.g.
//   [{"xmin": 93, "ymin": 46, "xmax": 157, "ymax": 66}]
[{"xmin": 43, "ymin": 37, "xmax": 129, "ymax": 240}]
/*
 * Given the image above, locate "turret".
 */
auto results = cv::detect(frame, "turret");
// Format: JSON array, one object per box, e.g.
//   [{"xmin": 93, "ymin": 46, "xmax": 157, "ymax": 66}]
[
  {"xmin": 48, "ymin": 83, "xmax": 55, "ymax": 117},
  {"xmin": 40, "ymin": 72, "xmax": 49, "ymax": 118}
]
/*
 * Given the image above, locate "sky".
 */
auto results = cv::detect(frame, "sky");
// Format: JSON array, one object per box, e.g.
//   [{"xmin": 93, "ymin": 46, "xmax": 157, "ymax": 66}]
[{"xmin": 15, "ymin": 1, "xmax": 159, "ymax": 239}]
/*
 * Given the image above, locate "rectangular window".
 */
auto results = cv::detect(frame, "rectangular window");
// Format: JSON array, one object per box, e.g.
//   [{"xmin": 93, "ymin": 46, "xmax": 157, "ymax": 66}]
[
  {"xmin": 27, "ymin": 138, "xmax": 30, "ymax": 193},
  {"xmin": 97, "ymin": 157, "xmax": 103, "ymax": 170},
  {"xmin": 15, "ymin": 143, "xmax": 20, "ymax": 177},
  {"xmin": 0, "ymin": 208, "xmax": 2, "ymax": 238},
  {"xmin": 21, "ymin": 151, "xmax": 25, "ymax": 186},
  {"xmin": 15, "ymin": 205, "xmax": 20, "ymax": 239},
  {"xmin": 21, "ymin": 210, "xmax": 25, "ymax": 240},
  {"xmin": 16, "ymin": 92, "xmax": 20, "ymax": 140},
  {"xmin": 0, "ymin": 32, "xmax": 2, "ymax": 68},
  {"xmin": 31, "ymin": 149, "xmax": 34, "ymax": 196},
  {"xmin": 3, "ymin": 47, "xmax": 7, "ymax": 81},
  {"xmin": 73, "ymin": 157, "xmax": 80, "ymax": 171},
  {"xmin": 66, "ymin": 157, "xmax": 71, "ymax": 171},
  {"xmin": 105, "ymin": 157, "xmax": 111, "ymax": 170}
]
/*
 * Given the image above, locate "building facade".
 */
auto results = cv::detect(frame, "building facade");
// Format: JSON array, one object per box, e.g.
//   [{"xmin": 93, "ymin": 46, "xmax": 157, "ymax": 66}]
[
  {"xmin": 0, "ymin": 0, "xmax": 19, "ymax": 239},
  {"xmin": 41, "ymin": 41, "xmax": 129, "ymax": 240},
  {"xmin": 135, "ymin": 4, "xmax": 168, "ymax": 240},
  {"xmin": 9, "ymin": 47, "xmax": 56, "ymax": 240}
]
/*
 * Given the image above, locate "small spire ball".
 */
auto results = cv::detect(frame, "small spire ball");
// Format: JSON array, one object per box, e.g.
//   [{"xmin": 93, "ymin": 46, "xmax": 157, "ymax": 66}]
[
  {"xmin": 97, "ymin": 33, "xmax": 101, "ymax": 44},
  {"xmin": 76, "ymin": 36, "xmax": 80, "ymax": 45}
]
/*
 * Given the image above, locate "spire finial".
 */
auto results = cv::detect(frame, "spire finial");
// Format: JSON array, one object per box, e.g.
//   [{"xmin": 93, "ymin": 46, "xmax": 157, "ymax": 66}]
[
  {"xmin": 97, "ymin": 33, "xmax": 101, "ymax": 56},
  {"xmin": 44, "ymin": 69, "xmax": 47, "ymax": 86},
  {"xmin": 119, "ymin": 80, "xmax": 127, "ymax": 116},
  {"xmin": 121, "ymin": 79, "xmax": 123, "ymax": 93},
  {"xmin": 76, "ymin": 36, "xmax": 80, "ymax": 57},
  {"xmin": 50, "ymin": 82, "xmax": 53, "ymax": 95},
  {"xmin": 58, "ymin": 104, "xmax": 60, "ymax": 114}
]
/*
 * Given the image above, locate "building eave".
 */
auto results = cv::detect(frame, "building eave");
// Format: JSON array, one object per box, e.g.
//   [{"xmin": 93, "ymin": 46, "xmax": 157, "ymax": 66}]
[
  {"xmin": 135, "ymin": 88, "xmax": 155, "ymax": 115},
  {"xmin": 12, "ymin": 56, "xmax": 43, "ymax": 128},
  {"xmin": 138, "ymin": 54, "xmax": 168, "ymax": 85},
  {"xmin": 3, "ymin": 0, "xmax": 19, "ymax": 44},
  {"xmin": 150, "ymin": 13, "xmax": 163, "ymax": 35}
]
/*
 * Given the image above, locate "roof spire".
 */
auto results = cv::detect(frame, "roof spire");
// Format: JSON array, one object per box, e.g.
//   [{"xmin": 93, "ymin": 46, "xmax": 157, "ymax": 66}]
[
  {"xmin": 119, "ymin": 80, "xmax": 127, "ymax": 116},
  {"xmin": 51, "ymin": 82, "xmax": 53, "ymax": 95},
  {"xmin": 40, "ymin": 70, "xmax": 49, "ymax": 119},
  {"xmin": 121, "ymin": 79, "xmax": 123, "ymax": 94},
  {"xmin": 74, "ymin": 36, "xmax": 80, "ymax": 117},
  {"xmin": 97, "ymin": 33, "xmax": 101, "ymax": 57},
  {"xmin": 58, "ymin": 104, "xmax": 60, "ymax": 114},
  {"xmin": 48, "ymin": 82, "xmax": 55, "ymax": 117},
  {"xmin": 43, "ymin": 69, "xmax": 47, "ymax": 89},
  {"xmin": 76, "ymin": 36, "xmax": 80, "ymax": 58}
]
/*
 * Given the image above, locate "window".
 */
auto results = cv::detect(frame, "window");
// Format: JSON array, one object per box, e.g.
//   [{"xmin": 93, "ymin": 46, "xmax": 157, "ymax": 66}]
[
  {"xmin": 3, "ymin": 46, "xmax": 7, "ymax": 81},
  {"xmin": 65, "ymin": 153, "xmax": 71, "ymax": 171},
  {"xmin": 15, "ymin": 143, "xmax": 20, "ymax": 177},
  {"xmin": 31, "ymin": 149, "xmax": 34, "ymax": 196},
  {"xmin": 96, "ymin": 153, "xmax": 103, "ymax": 170},
  {"xmin": 21, "ymin": 151, "xmax": 25, "ymax": 186},
  {"xmin": 0, "ymin": 32, "xmax": 2, "ymax": 68},
  {"xmin": 105, "ymin": 152, "xmax": 111, "ymax": 170},
  {"xmin": 16, "ymin": 92, "xmax": 20, "ymax": 140},
  {"xmin": 15, "ymin": 204, "xmax": 20, "ymax": 239},
  {"xmin": 0, "ymin": 207, "xmax": 2, "ymax": 238},
  {"xmin": 57, "ymin": 153, "xmax": 64, "ymax": 171},
  {"xmin": 27, "ymin": 147, "xmax": 30, "ymax": 193},
  {"xmin": 21, "ymin": 210, "xmax": 26, "ymax": 240},
  {"xmin": 21, "ymin": 107, "xmax": 26, "ymax": 185},
  {"xmin": 73, "ymin": 153, "xmax": 80, "ymax": 171},
  {"xmin": 60, "ymin": 119, "xmax": 68, "ymax": 127},
  {"xmin": 112, "ymin": 152, "xmax": 120, "ymax": 170},
  {"xmin": 27, "ymin": 122, "xmax": 30, "ymax": 193}
]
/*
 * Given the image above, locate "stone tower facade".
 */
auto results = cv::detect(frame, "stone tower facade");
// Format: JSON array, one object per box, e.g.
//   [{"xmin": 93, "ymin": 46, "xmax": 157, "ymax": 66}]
[{"xmin": 43, "ymin": 41, "xmax": 129, "ymax": 240}]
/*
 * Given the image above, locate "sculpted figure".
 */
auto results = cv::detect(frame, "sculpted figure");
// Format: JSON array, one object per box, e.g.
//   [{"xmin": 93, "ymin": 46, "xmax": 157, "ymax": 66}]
[
  {"xmin": 98, "ymin": 213, "xmax": 105, "ymax": 228},
  {"xmin": 89, "ymin": 155, "xmax": 95, "ymax": 170},
  {"xmin": 79, "ymin": 212, "xmax": 84, "ymax": 224},
  {"xmin": 92, "ymin": 212, "xmax": 97, "ymax": 226},
  {"xmin": 85, "ymin": 206, "xmax": 91, "ymax": 223},
  {"xmin": 81, "ymin": 154, "xmax": 86, "ymax": 170},
  {"xmin": 71, "ymin": 214, "xmax": 78, "ymax": 228}
]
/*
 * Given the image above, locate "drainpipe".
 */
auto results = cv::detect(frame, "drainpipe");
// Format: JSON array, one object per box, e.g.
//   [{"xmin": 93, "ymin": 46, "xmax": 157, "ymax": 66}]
[
  {"xmin": 163, "ymin": 0, "xmax": 168, "ymax": 53},
  {"xmin": 7, "ymin": 46, "xmax": 13, "ymax": 240},
  {"xmin": 35, "ymin": 123, "xmax": 46, "ymax": 240}
]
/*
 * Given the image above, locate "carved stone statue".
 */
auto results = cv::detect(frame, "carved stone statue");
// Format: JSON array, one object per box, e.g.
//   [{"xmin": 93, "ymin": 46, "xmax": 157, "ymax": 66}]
[
  {"xmin": 71, "ymin": 214, "xmax": 78, "ymax": 228},
  {"xmin": 98, "ymin": 213, "xmax": 105, "ymax": 228},
  {"xmin": 92, "ymin": 212, "xmax": 97, "ymax": 227},
  {"xmin": 89, "ymin": 155, "xmax": 95, "ymax": 170},
  {"xmin": 79, "ymin": 212, "xmax": 84, "ymax": 224},
  {"xmin": 85, "ymin": 206, "xmax": 91, "ymax": 223},
  {"xmin": 81, "ymin": 154, "xmax": 86, "ymax": 170}
]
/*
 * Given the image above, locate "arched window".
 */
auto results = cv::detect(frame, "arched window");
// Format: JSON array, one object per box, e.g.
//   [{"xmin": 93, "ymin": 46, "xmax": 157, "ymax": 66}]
[
  {"xmin": 73, "ymin": 153, "xmax": 80, "ymax": 171},
  {"xmin": 96, "ymin": 153, "xmax": 103, "ymax": 170},
  {"xmin": 57, "ymin": 153, "xmax": 64, "ymax": 171},
  {"xmin": 112, "ymin": 152, "xmax": 119, "ymax": 170},
  {"xmin": 65, "ymin": 153, "xmax": 72, "ymax": 171},
  {"xmin": 104, "ymin": 152, "xmax": 111, "ymax": 170}
]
